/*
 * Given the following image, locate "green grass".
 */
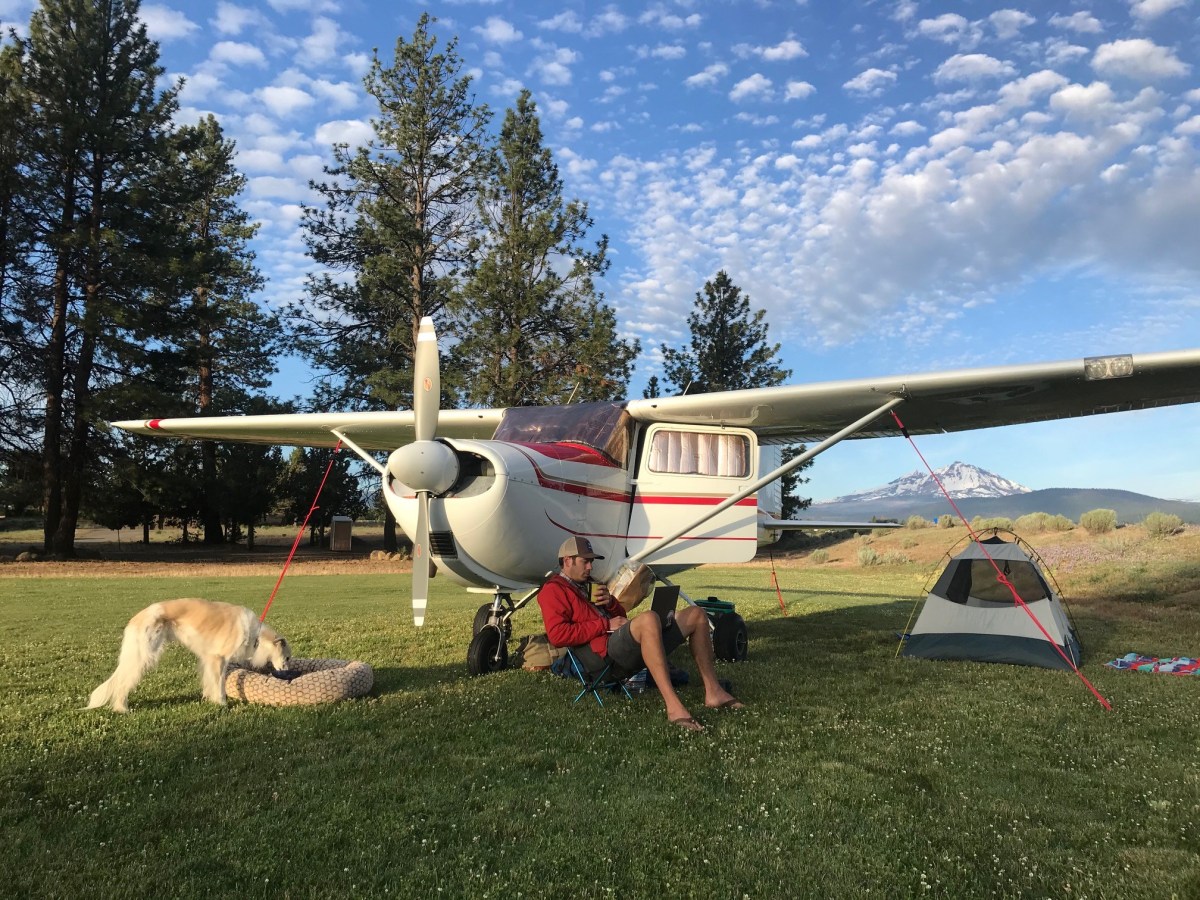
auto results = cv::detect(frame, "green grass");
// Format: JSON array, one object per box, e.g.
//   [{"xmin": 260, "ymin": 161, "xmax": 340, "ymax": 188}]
[{"xmin": 2, "ymin": 562, "xmax": 1200, "ymax": 898}]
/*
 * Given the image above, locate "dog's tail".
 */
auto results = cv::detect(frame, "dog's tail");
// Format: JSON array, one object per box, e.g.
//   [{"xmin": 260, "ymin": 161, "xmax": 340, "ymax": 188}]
[{"xmin": 87, "ymin": 605, "xmax": 170, "ymax": 712}]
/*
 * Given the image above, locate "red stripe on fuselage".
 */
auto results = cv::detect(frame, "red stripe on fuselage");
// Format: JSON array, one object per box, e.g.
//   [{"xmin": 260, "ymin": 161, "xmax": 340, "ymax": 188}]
[
  {"xmin": 148, "ymin": 419, "xmax": 163, "ymax": 430},
  {"xmin": 634, "ymin": 495, "xmax": 759, "ymax": 507},
  {"xmin": 511, "ymin": 445, "xmax": 631, "ymax": 503},
  {"xmin": 509, "ymin": 441, "xmax": 620, "ymax": 467}
]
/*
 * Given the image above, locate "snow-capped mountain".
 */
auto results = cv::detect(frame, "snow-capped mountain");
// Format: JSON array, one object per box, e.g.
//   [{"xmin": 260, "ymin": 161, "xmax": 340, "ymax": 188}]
[{"xmin": 823, "ymin": 462, "xmax": 1031, "ymax": 504}]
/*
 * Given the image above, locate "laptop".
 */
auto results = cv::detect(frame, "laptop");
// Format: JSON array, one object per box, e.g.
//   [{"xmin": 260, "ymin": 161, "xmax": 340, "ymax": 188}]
[{"xmin": 649, "ymin": 584, "xmax": 681, "ymax": 624}]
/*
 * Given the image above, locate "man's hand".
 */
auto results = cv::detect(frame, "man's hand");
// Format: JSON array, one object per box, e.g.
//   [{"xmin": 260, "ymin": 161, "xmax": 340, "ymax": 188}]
[
  {"xmin": 607, "ymin": 615, "xmax": 628, "ymax": 632},
  {"xmin": 592, "ymin": 583, "xmax": 611, "ymax": 605}
]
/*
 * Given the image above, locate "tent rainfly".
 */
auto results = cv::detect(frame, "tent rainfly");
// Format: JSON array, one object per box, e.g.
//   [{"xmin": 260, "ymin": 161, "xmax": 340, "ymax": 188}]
[{"xmin": 903, "ymin": 534, "xmax": 1081, "ymax": 670}]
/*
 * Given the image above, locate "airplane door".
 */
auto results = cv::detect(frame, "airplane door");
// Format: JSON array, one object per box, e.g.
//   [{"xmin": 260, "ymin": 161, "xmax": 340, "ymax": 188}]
[{"xmin": 626, "ymin": 424, "xmax": 759, "ymax": 566}]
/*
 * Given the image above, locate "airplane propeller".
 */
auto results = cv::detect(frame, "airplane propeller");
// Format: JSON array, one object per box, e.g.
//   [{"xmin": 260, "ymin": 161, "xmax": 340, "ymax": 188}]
[{"xmin": 385, "ymin": 317, "xmax": 459, "ymax": 626}]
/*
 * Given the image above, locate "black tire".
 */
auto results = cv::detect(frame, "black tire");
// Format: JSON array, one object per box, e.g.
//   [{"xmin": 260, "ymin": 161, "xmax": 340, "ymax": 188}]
[
  {"xmin": 712, "ymin": 613, "xmax": 749, "ymax": 662},
  {"xmin": 472, "ymin": 603, "xmax": 493, "ymax": 637},
  {"xmin": 467, "ymin": 625, "xmax": 509, "ymax": 676}
]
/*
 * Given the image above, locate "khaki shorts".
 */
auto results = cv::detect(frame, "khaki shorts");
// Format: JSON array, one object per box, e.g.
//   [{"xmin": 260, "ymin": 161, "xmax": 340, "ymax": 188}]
[{"xmin": 606, "ymin": 615, "xmax": 685, "ymax": 675}]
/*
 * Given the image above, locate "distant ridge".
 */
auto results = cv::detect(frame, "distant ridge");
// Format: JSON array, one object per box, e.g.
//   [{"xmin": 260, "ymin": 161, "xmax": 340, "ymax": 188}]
[{"xmin": 808, "ymin": 463, "xmax": 1200, "ymax": 524}]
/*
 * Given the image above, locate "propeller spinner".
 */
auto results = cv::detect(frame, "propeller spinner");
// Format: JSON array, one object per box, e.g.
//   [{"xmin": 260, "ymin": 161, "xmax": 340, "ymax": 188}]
[{"xmin": 386, "ymin": 317, "xmax": 458, "ymax": 626}]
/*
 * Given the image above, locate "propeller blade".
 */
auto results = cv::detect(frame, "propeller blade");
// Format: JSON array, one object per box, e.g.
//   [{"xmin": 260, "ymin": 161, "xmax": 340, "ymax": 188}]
[
  {"xmin": 412, "ymin": 490, "xmax": 430, "ymax": 627},
  {"xmin": 413, "ymin": 316, "xmax": 440, "ymax": 443}
]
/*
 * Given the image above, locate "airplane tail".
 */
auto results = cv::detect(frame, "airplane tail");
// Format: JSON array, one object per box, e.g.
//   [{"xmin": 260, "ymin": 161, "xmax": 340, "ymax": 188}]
[{"xmin": 86, "ymin": 606, "xmax": 170, "ymax": 713}]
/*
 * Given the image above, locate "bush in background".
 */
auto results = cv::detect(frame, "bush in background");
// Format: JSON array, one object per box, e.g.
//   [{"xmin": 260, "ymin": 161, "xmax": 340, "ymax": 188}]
[
  {"xmin": 970, "ymin": 516, "xmax": 1014, "ymax": 532},
  {"xmin": 1080, "ymin": 508, "xmax": 1118, "ymax": 535},
  {"xmin": 857, "ymin": 545, "xmax": 880, "ymax": 566},
  {"xmin": 808, "ymin": 548, "xmax": 829, "ymax": 564},
  {"xmin": 905, "ymin": 515, "xmax": 932, "ymax": 529},
  {"xmin": 1142, "ymin": 512, "xmax": 1184, "ymax": 537},
  {"xmin": 939, "ymin": 515, "xmax": 957, "ymax": 528}
]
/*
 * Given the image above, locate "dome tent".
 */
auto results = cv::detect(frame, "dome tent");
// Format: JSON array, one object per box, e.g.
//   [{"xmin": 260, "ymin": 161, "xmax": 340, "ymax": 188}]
[{"xmin": 902, "ymin": 532, "xmax": 1081, "ymax": 670}]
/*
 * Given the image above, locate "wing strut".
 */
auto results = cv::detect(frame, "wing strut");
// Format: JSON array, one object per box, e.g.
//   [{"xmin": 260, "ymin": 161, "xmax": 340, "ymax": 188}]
[{"xmin": 628, "ymin": 395, "xmax": 907, "ymax": 566}]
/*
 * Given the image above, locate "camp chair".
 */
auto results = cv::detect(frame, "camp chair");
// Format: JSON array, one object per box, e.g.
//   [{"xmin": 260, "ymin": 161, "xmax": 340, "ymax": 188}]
[{"xmin": 564, "ymin": 645, "xmax": 633, "ymax": 706}]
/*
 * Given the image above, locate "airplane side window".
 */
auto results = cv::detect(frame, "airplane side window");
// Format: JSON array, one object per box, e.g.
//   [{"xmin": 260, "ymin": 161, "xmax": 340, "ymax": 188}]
[{"xmin": 648, "ymin": 431, "xmax": 749, "ymax": 477}]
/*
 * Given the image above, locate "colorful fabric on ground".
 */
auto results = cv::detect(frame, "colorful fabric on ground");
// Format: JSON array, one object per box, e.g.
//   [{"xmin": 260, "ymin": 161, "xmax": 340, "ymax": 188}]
[{"xmin": 1105, "ymin": 653, "xmax": 1200, "ymax": 675}]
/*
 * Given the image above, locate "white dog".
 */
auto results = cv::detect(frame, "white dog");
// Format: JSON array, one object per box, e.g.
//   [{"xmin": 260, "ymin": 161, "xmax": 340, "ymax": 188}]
[{"xmin": 87, "ymin": 598, "xmax": 291, "ymax": 712}]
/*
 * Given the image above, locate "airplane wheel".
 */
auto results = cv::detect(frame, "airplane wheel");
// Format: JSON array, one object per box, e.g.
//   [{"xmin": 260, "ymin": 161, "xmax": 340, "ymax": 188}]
[
  {"xmin": 472, "ymin": 603, "xmax": 492, "ymax": 636},
  {"xmin": 467, "ymin": 625, "xmax": 508, "ymax": 676},
  {"xmin": 712, "ymin": 613, "xmax": 749, "ymax": 662}
]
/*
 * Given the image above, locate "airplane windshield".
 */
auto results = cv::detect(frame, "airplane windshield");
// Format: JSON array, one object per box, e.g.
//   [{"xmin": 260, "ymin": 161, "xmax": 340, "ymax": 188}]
[{"xmin": 494, "ymin": 402, "xmax": 631, "ymax": 467}]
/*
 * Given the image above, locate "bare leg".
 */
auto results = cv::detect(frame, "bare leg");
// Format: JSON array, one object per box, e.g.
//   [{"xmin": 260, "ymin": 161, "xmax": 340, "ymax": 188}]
[
  {"xmin": 628, "ymin": 613, "xmax": 697, "ymax": 726},
  {"xmin": 674, "ymin": 606, "xmax": 742, "ymax": 709}
]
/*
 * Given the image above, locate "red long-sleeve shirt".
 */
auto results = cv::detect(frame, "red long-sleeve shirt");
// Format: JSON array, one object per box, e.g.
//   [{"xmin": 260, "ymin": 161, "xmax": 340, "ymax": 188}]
[{"xmin": 537, "ymin": 573, "xmax": 628, "ymax": 658}]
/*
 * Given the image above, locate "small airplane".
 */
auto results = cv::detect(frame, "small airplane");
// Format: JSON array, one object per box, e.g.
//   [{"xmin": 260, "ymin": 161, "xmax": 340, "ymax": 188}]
[{"xmin": 113, "ymin": 318, "xmax": 1200, "ymax": 672}]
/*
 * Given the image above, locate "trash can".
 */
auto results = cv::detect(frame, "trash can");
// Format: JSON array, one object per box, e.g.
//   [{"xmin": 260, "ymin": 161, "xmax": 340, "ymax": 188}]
[{"xmin": 330, "ymin": 516, "xmax": 353, "ymax": 552}]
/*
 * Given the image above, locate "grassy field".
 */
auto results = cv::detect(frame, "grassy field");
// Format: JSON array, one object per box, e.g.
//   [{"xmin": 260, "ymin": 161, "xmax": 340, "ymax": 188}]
[{"xmin": 1, "ymin": 525, "xmax": 1199, "ymax": 898}]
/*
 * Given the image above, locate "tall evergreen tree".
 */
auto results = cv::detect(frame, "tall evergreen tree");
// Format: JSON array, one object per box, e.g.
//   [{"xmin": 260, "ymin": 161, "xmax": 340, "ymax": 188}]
[
  {"xmin": 289, "ymin": 12, "xmax": 490, "ymax": 411},
  {"xmin": 661, "ymin": 270, "xmax": 810, "ymax": 513},
  {"xmin": 661, "ymin": 270, "xmax": 792, "ymax": 394},
  {"xmin": 14, "ymin": 0, "xmax": 181, "ymax": 557},
  {"xmin": 287, "ymin": 13, "xmax": 490, "ymax": 551},
  {"xmin": 457, "ymin": 90, "xmax": 638, "ymax": 406},
  {"xmin": 169, "ymin": 115, "xmax": 272, "ymax": 544}
]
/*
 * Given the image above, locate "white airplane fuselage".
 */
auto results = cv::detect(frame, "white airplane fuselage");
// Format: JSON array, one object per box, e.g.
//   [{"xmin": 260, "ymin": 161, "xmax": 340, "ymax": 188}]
[{"xmin": 384, "ymin": 410, "xmax": 764, "ymax": 590}]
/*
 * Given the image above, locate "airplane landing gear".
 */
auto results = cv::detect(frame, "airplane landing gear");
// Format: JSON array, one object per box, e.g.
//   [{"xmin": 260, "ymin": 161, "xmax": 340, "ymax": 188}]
[{"xmin": 467, "ymin": 580, "xmax": 548, "ymax": 676}]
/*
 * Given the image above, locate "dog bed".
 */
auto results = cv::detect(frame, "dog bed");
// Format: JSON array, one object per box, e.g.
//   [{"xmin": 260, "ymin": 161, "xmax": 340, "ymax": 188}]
[{"xmin": 225, "ymin": 658, "xmax": 374, "ymax": 706}]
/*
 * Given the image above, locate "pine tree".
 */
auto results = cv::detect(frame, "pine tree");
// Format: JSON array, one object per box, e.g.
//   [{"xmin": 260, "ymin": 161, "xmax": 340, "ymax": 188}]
[
  {"xmin": 289, "ymin": 12, "xmax": 490, "ymax": 411},
  {"xmin": 661, "ymin": 270, "xmax": 791, "ymax": 394},
  {"xmin": 286, "ymin": 13, "xmax": 491, "ymax": 551},
  {"xmin": 457, "ymin": 90, "xmax": 638, "ymax": 406},
  {"xmin": 14, "ymin": 0, "xmax": 181, "ymax": 557},
  {"xmin": 662, "ymin": 270, "xmax": 810, "ymax": 513},
  {"xmin": 169, "ymin": 115, "xmax": 273, "ymax": 544}
]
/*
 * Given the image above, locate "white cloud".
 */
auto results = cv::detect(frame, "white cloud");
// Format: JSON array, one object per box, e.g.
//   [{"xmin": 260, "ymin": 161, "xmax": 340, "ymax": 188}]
[
  {"xmin": 247, "ymin": 175, "xmax": 311, "ymax": 201},
  {"xmin": 1093, "ymin": 39, "xmax": 1190, "ymax": 81},
  {"xmin": 638, "ymin": 44, "xmax": 686, "ymax": 60},
  {"xmin": 736, "ymin": 39, "xmax": 807, "ymax": 61},
  {"xmin": 685, "ymin": 63, "xmax": 729, "ymax": 88},
  {"xmin": 1129, "ymin": 0, "xmax": 1188, "ymax": 22},
  {"xmin": 314, "ymin": 118, "xmax": 373, "ymax": 149},
  {"xmin": 210, "ymin": 41, "xmax": 267, "ymax": 68},
  {"xmin": 1176, "ymin": 116, "xmax": 1200, "ymax": 135},
  {"xmin": 843, "ymin": 68, "xmax": 897, "ymax": 96},
  {"xmin": 530, "ymin": 47, "xmax": 579, "ymax": 86},
  {"xmin": 236, "ymin": 148, "xmax": 285, "ymax": 172},
  {"xmin": 785, "ymin": 81, "xmax": 816, "ymax": 101},
  {"xmin": 917, "ymin": 14, "xmax": 978, "ymax": 47},
  {"xmin": 538, "ymin": 11, "xmax": 583, "ymax": 33},
  {"xmin": 1049, "ymin": 11, "xmax": 1103, "ymax": 34},
  {"xmin": 729, "ymin": 73, "xmax": 772, "ymax": 102},
  {"xmin": 988, "ymin": 9, "xmax": 1035, "ymax": 40},
  {"xmin": 475, "ymin": 16, "xmax": 523, "ymax": 44},
  {"xmin": 587, "ymin": 6, "xmax": 630, "ymax": 36},
  {"xmin": 310, "ymin": 79, "xmax": 360, "ymax": 111},
  {"xmin": 259, "ymin": 85, "xmax": 316, "ymax": 118},
  {"xmin": 639, "ymin": 5, "xmax": 702, "ymax": 29},
  {"xmin": 139, "ymin": 4, "xmax": 198, "ymax": 41},
  {"xmin": 298, "ymin": 17, "xmax": 348, "ymax": 66},
  {"xmin": 212, "ymin": 2, "xmax": 263, "ymax": 36},
  {"xmin": 890, "ymin": 120, "xmax": 926, "ymax": 136},
  {"xmin": 934, "ymin": 53, "xmax": 1017, "ymax": 83}
]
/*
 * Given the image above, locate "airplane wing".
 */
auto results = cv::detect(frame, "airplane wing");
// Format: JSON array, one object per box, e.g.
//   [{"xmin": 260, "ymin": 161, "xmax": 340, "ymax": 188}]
[
  {"xmin": 624, "ymin": 349, "xmax": 1200, "ymax": 443},
  {"xmin": 110, "ymin": 409, "xmax": 506, "ymax": 450},
  {"xmin": 759, "ymin": 515, "xmax": 901, "ymax": 530}
]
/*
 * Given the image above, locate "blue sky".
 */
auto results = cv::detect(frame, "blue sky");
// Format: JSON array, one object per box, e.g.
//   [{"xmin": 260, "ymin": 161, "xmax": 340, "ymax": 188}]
[{"xmin": 5, "ymin": 0, "xmax": 1199, "ymax": 501}]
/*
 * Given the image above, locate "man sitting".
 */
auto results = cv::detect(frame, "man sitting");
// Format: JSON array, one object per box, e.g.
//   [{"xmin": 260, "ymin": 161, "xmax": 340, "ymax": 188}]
[{"xmin": 536, "ymin": 536, "xmax": 744, "ymax": 732}]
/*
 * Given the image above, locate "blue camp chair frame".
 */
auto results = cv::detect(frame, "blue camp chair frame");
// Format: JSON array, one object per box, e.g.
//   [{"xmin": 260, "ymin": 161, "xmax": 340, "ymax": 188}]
[{"xmin": 565, "ymin": 646, "xmax": 633, "ymax": 706}]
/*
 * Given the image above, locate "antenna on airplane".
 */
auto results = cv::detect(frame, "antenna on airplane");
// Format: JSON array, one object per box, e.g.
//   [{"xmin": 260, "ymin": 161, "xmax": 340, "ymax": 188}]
[{"xmin": 384, "ymin": 317, "xmax": 459, "ymax": 625}]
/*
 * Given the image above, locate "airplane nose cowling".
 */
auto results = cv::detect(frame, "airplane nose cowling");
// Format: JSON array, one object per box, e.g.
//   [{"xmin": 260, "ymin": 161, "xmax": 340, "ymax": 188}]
[{"xmin": 387, "ymin": 441, "xmax": 460, "ymax": 495}]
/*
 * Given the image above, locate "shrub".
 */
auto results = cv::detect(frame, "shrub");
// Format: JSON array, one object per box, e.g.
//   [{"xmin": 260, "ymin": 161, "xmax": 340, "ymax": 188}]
[
  {"xmin": 1142, "ymin": 512, "xmax": 1184, "ymax": 537},
  {"xmin": 939, "ymin": 515, "xmax": 957, "ymax": 528},
  {"xmin": 1048, "ymin": 514, "xmax": 1075, "ymax": 532},
  {"xmin": 880, "ymin": 551, "xmax": 911, "ymax": 565},
  {"xmin": 1080, "ymin": 508, "xmax": 1118, "ymax": 535},
  {"xmin": 1015, "ymin": 512, "xmax": 1053, "ymax": 533},
  {"xmin": 808, "ymin": 548, "xmax": 829, "ymax": 564},
  {"xmin": 857, "ymin": 545, "xmax": 880, "ymax": 566},
  {"xmin": 970, "ymin": 516, "xmax": 1013, "ymax": 532},
  {"xmin": 905, "ymin": 515, "xmax": 931, "ymax": 529}
]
